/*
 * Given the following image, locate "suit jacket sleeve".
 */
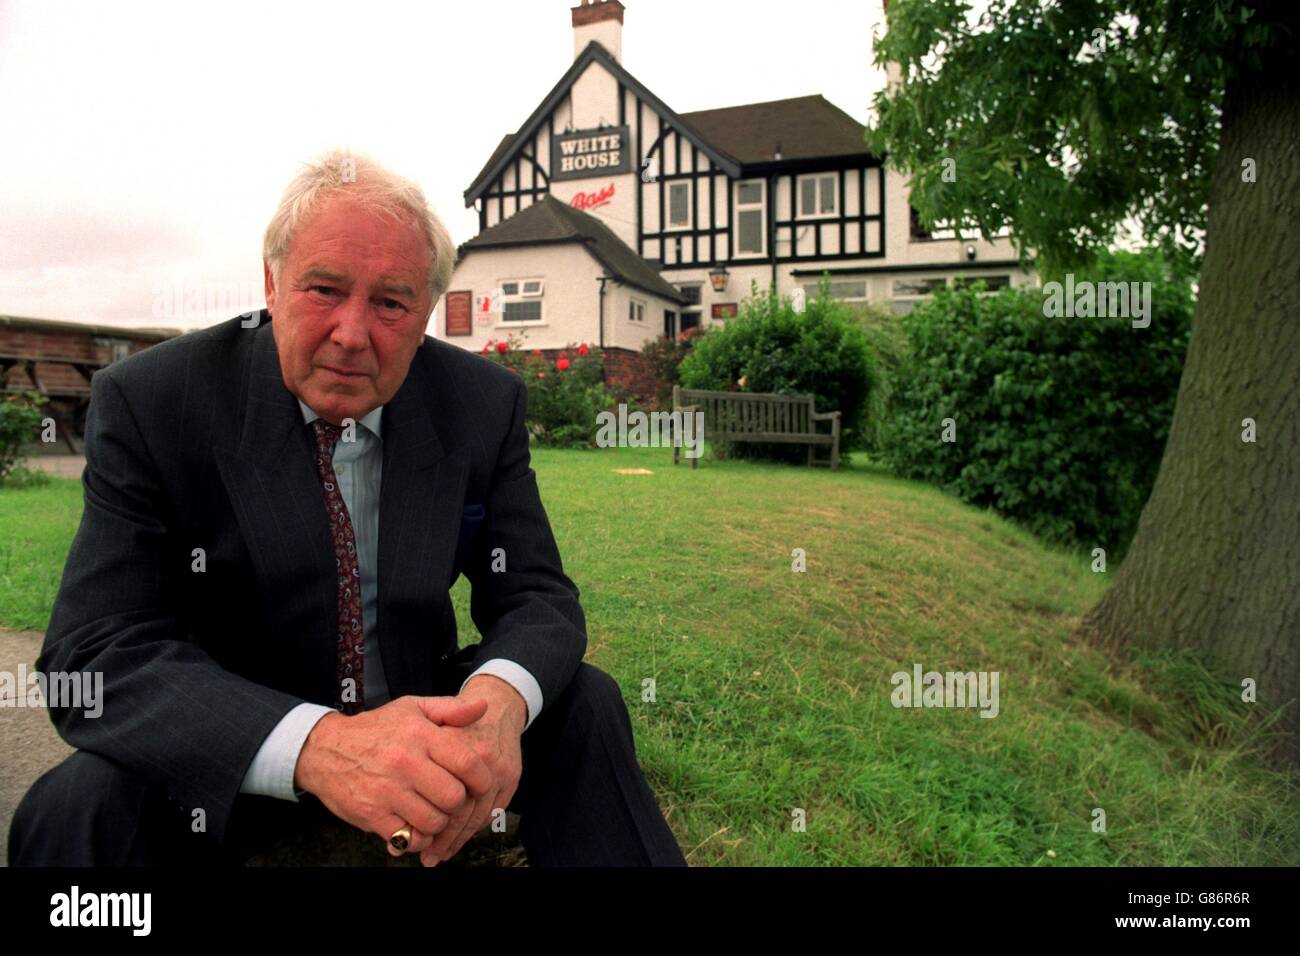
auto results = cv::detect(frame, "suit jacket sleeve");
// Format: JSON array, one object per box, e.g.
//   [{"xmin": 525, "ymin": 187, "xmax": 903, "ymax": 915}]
[
  {"xmin": 37, "ymin": 368, "xmax": 308, "ymax": 843},
  {"xmin": 462, "ymin": 377, "xmax": 587, "ymax": 722}
]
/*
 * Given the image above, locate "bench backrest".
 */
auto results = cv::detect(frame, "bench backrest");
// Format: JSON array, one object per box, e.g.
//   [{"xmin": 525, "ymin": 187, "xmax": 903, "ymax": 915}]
[{"xmin": 673, "ymin": 386, "xmax": 820, "ymax": 437}]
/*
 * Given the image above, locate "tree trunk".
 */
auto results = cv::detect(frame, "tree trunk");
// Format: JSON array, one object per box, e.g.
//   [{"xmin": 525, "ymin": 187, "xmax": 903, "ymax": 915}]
[{"xmin": 1079, "ymin": 46, "xmax": 1300, "ymax": 766}]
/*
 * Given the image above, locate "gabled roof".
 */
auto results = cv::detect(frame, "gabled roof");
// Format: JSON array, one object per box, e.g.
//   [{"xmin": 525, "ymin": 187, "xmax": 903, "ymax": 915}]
[
  {"xmin": 460, "ymin": 196, "xmax": 686, "ymax": 304},
  {"xmin": 464, "ymin": 40, "xmax": 742, "ymax": 206},
  {"xmin": 679, "ymin": 95, "xmax": 875, "ymax": 165},
  {"xmin": 470, "ymin": 134, "xmax": 517, "ymax": 194}
]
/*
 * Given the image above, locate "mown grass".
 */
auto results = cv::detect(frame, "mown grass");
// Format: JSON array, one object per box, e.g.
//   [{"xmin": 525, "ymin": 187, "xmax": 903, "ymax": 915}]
[{"xmin": 3, "ymin": 445, "xmax": 1296, "ymax": 866}]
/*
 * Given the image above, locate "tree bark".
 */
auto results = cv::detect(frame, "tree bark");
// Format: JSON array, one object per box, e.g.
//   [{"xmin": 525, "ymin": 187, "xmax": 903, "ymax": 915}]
[{"xmin": 1078, "ymin": 45, "xmax": 1300, "ymax": 766}]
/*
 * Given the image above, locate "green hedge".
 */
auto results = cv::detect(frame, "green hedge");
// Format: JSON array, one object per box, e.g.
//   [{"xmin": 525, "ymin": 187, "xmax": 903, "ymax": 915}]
[{"xmin": 878, "ymin": 249, "xmax": 1193, "ymax": 555}]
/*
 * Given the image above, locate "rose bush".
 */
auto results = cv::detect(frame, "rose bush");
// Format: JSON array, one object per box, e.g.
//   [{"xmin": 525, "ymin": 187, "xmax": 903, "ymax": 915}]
[{"xmin": 480, "ymin": 332, "xmax": 622, "ymax": 448}]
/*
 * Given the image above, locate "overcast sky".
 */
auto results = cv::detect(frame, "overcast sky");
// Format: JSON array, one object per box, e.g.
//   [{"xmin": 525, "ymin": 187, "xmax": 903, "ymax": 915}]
[{"xmin": 0, "ymin": 0, "xmax": 889, "ymax": 329}]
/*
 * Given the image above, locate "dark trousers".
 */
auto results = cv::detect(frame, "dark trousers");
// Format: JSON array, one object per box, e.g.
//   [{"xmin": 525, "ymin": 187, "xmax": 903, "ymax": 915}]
[{"xmin": 7, "ymin": 660, "xmax": 686, "ymax": 867}]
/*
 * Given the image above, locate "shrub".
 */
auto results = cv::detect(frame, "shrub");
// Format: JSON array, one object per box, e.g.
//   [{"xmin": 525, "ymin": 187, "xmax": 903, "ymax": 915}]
[
  {"xmin": 640, "ymin": 326, "xmax": 705, "ymax": 410},
  {"xmin": 850, "ymin": 301, "xmax": 911, "ymax": 455},
  {"xmin": 878, "ymin": 248, "xmax": 1194, "ymax": 555},
  {"xmin": 480, "ymin": 333, "xmax": 622, "ymax": 448},
  {"xmin": 0, "ymin": 391, "xmax": 47, "ymax": 485},
  {"xmin": 676, "ymin": 280, "xmax": 874, "ymax": 463}
]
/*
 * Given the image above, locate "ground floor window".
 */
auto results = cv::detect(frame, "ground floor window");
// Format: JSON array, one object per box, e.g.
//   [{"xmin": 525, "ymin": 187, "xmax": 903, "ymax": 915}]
[
  {"xmin": 799, "ymin": 278, "xmax": 867, "ymax": 302},
  {"xmin": 891, "ymin": 276, "xmax": 947, "ymax": 315},
  {"xmin": 952, "ymin": 274, "xmax": 1011, "ymax": 291},
  {"xmin": 501, "ymin": 278, "xmax": 544, "ymax": 322}
]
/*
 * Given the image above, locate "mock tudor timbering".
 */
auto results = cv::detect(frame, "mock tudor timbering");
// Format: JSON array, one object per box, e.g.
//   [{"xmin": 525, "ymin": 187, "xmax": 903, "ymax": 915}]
[{"xmin": 436, "ymin": 0, "xmax": 1032, "ymax": 404}]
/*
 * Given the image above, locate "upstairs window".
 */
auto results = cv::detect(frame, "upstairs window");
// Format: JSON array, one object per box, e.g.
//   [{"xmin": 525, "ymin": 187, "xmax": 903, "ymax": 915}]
[
  {"xmin": 667, "ymin": 182, "xmax": 691, "ymax": 229},
  {"xmin": 628, "ymin": 299, "xmax": 646, "ymax": 323},
  {"xmin": 798, "ymin": 173, "xmax": 838, "ymax": 218},
  {"xmin": 735, "ymin": 180, "xmax": 766, "ymax": 256},
  {"xmin": 910, "ymin": 206, "xmax": 1011, "ymax": 241}
]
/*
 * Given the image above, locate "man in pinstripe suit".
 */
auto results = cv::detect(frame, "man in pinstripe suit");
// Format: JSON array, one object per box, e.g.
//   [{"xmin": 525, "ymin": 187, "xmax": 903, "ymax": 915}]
[{"xmin": 7, "ymin": 151, "xmax": 686, "ymax": 867}]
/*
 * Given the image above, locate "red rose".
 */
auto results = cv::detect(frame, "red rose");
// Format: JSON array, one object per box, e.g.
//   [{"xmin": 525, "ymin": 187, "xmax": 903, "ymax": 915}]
[
  {"xmin": 496, "ymin": 341, "xmax": 508, "ymax": 354},
  {"xmin": 577, "ymin": 344, "xmax": 589, "ymax": 356},
  {"xmin": 556, "ymin": 358, "xmax": 570, "ymax": 371}
]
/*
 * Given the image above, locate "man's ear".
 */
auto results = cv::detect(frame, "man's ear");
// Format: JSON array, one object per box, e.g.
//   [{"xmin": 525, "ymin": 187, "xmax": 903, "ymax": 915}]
[{"xmin": 263, "ymin": 261, "xmax": 277, "ymax": 313}]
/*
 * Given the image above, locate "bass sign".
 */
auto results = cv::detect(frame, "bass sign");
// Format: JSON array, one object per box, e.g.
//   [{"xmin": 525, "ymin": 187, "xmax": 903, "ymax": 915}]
[{"xmin": 570, "ymin": 184, "xmax": 615, "ymax": 211}]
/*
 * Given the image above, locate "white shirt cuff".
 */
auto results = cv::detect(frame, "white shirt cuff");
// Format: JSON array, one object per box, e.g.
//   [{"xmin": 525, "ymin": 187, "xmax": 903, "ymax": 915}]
[
  {"xmin": 240, "ymin": 702, "xmax": 337, "ymax": 801},
  {"xmin": 459, "ymin": 658, "xmax": 543, "ymax": 732}
]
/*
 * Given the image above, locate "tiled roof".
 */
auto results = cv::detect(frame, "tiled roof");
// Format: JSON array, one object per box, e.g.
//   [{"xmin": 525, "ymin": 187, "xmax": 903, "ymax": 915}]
[
  {"xmin": 679, "ymin": 94, "xmax": 874, "ymax": 164},
  {"xmin": 461, "ymin": 196, "xmax": 686, "ymax": 304}
]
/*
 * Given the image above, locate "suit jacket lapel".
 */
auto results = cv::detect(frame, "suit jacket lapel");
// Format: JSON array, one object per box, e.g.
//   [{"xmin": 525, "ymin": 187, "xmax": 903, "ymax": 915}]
[
  {"xmin": 376, "ymin": 346, "xmax": 471, "ymax": 700},
  {"xmin": 216, "ymin": 318, "xmax": 339, "ymax": 704}
]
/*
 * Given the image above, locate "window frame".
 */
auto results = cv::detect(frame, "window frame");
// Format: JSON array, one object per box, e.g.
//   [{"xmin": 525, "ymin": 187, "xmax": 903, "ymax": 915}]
[
  {"xmin": 734, "ymin": 178, "xmax": 767, "ymax": 257},
  {"xmin": 628, "ymin": 298, "xmax": 646, "ymax": 323},
  {"xmin": 799, "ymin": 278, "xmax": 868, "ymax": 303},
  {"xmin": 890, "ymin": 275, "xmax": 947, "ymax": 315},
  {"xmin": 796, "ymin": 173, "xmax": 839, "ymax": 219},
  {"xmin": 666, "ymin": 181, "xmax": 692, "ymax": 231},
  {"xmin": 500, "ymin": 276, "xmax": 545, "ymax": 323}
]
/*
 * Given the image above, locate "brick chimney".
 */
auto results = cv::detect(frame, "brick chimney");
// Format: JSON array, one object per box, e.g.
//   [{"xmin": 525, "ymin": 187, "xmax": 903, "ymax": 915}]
[{"xmin": 572, "ymin": 0, "xmax": 624, "ymax": 62}]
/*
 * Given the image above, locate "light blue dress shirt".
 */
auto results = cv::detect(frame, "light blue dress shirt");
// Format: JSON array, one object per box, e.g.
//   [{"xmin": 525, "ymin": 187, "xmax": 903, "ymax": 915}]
[{"xmin": 238, "ymin": 398, "xmax": 543, "ymax": 801}]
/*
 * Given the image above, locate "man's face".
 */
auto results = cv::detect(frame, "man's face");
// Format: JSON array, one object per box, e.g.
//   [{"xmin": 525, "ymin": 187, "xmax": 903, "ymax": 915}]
[{"xmin": 264, "ymin": 195, "xmax": 433, "ymax": 425}]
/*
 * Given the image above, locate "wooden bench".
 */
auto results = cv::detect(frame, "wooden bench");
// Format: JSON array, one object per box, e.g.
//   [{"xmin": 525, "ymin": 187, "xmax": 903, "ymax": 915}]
[{"xmin": 671, "ymin": 385, "xmax": 841, "ymax": 470}]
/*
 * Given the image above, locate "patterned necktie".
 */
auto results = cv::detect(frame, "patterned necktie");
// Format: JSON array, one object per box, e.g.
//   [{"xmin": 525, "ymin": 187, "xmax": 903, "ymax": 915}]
[{"xmin": 309, "ymin": 418, "xmax": 365, "ymax": 715}]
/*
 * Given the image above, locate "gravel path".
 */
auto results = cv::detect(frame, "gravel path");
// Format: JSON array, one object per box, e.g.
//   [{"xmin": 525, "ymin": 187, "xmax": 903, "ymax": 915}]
[
  {"xmin": 23, "ymin": 456, "xmax": 86, "ymax": 479},
  {"xmin": 0, "ymin": 628, "xmax": 73, "ymax": 866}
]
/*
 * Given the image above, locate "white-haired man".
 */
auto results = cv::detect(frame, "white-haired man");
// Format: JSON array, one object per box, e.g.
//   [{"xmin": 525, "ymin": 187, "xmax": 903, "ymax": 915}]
[{"xmin": 8, "ymin": 150, "xmax": 687, "ymax": 867}]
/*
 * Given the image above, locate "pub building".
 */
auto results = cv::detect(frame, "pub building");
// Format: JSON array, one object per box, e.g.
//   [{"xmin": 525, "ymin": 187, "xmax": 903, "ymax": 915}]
[{"xmin": 436, "ymin": 0, "xmax": 1032, "ymax": 402}]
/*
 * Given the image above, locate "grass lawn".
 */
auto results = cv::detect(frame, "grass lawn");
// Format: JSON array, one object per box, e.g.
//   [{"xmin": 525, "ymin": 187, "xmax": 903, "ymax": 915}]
[{"xmin": 3, "ymin": 445, "xmax": 1297, "ymax": 866}]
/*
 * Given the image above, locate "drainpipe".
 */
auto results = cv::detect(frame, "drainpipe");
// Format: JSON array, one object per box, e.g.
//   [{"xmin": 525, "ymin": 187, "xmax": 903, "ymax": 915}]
[
  {"xmin": 597, "ymin": 274, "xmax": 609, "ymax": 350},
  {"xmin": 769, "ymin": 172, "xmax": 777, "ymax": 295}
]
